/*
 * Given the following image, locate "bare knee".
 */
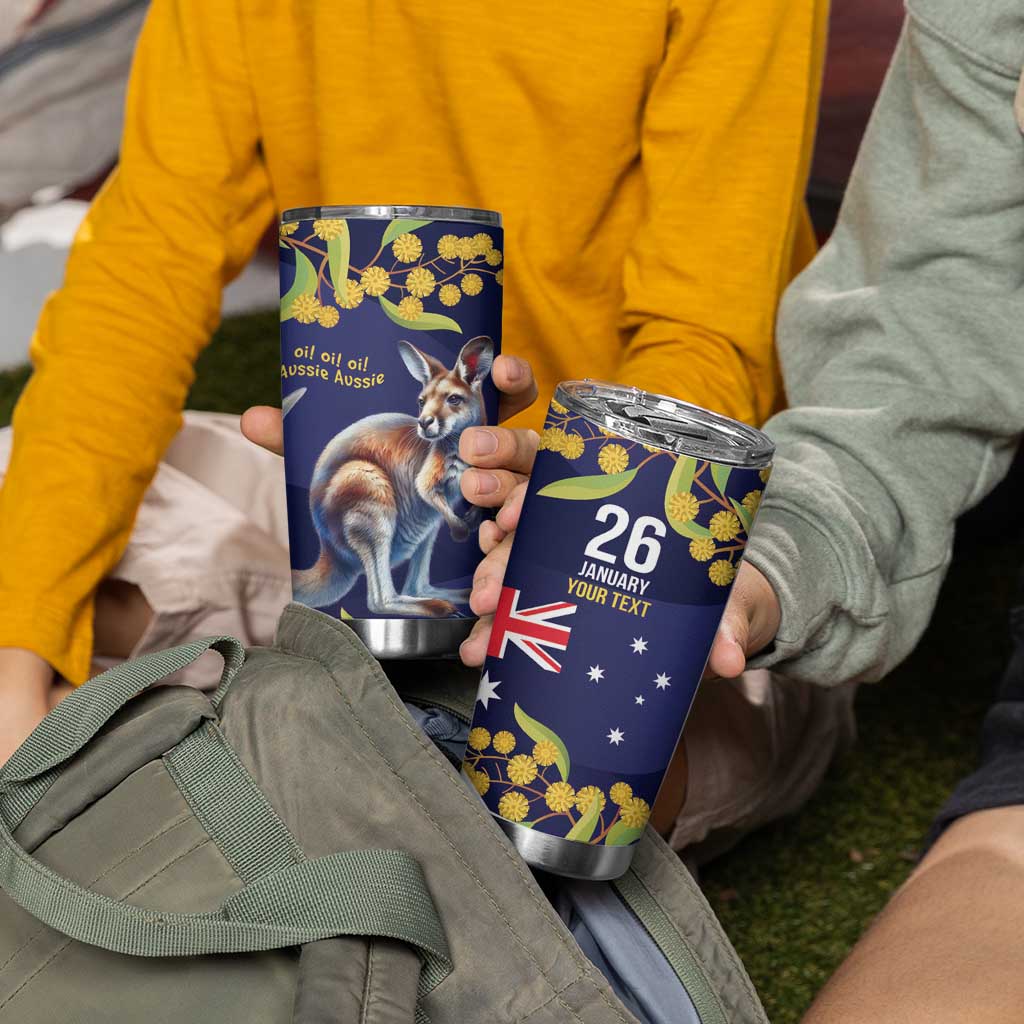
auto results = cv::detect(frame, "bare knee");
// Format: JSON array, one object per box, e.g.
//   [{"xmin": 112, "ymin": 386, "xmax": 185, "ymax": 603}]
[{"xmin": 93, "ymin": 579, "xmax": 153, "ymax": 659}]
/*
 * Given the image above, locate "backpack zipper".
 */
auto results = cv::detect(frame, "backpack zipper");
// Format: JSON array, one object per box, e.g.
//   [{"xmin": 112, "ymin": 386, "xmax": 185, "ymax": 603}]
[{"xmin": 613, "ymin": 870, "xmax": 728, "ymax": 1024}]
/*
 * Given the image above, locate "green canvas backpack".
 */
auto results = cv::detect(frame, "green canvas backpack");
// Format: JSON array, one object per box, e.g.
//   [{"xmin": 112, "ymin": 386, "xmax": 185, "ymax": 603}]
[{"xmin": 0, "ymin": 603, "xmax": 767, "ymax": 1023}]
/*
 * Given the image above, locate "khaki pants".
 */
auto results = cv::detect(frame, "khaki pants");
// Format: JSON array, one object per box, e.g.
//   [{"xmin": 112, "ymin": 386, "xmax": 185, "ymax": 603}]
[{"xmin": 1, "ymin": 411, "xmax": 856, "ymax": 857}]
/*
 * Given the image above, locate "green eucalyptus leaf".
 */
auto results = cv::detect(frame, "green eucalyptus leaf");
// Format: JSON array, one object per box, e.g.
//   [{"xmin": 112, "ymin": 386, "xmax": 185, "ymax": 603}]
[
  {"xmin": 730, "ymin": 497, "xmax": 753, "ymax": 535},
  {"xmin": 380, "ymin": 218, "xmax": 432, "ymax": 247},
  {"xmin": 566, "ymin": 794, "xmax": 602, "ymax": 842},
  {"xmin": 672, "ymin": 518, "xmax": 712, "ymax": 540},
  {"xmin": 378, "ymin": 296, "xmax": 463, "ymax": 334},
  {"xmin": 279, "ymin": 248, "xmax": 317, "ymax": 322},
  {"xmin": 513, "ymin": 703, "xmax": 570, "ymax": 781},
  {"xmin": 326, "ymin": 222, "xmax": 350, "ymax": 300},
  {"xmin": 281, "ymin": 387, "xmax": 306, "ymax": 418},
  {"xmin": 711, "ymin": 463, "xmax": 732, "ymax": 496},
  {"xmin": 537, "ymin": 469, "xmax": 637, "ymax": 501},
  {"xmin": 605, "ymin": 821, "xmax": 645, "ymax": 847}
]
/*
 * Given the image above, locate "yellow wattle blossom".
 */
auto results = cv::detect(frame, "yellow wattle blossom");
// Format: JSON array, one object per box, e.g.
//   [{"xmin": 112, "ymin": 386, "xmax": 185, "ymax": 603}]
[
  {"xmin": 544, "ymin": 781, "xmax": 576, "ymax": 813},
  {"xmin": 461, "ymin": 273, "xmax": 483, "ymax": 296},
  {"xmin": 472, "ymin": 232, "xmax": 494, "ymax": 255},
  {"xmin": 495, "ymin": 269, "xmax": 504, "ymax": 286},
  {"xmin": 485, "ymin": 248, "xmax": 503, "ymax": 267},
  {"xmin": 438, "ymin": 283, "xmax": 461, "ymax": 306},
  {"xmin": 456, "ymin": 237, "xmax": 476, "ymax": 260},
  {"xmin": 708, "ymin": 559, "xmax": 737, "ymax": 586},
  {"xmin": 533, "ymin": 739, "xmax": 559, "ymax": 766},
  {"xmin": 575, "ymin": 785, "xmax": 606, "ymax": 815},
  {"xmin": 316, "ymin": 305, "xmax": 340, "ymax": 328},
  {"xmin": 667, "ymin": 491, "xmax": 699, "ymax": 523},
  {"xmin": 335, "ymin": 280, "xmax": 365, "ymax": 309},
  {"xmin": 598, "ymin": 427, "xmax": 617, "ymax": 437},
  {"xmin": 708, "ymin": 510, "xmax": 741, "ymax": 541},
  {"xmin": 360, "ymin": 266, "xmax": 390, "ymax": 297},
  {"xmin": 468, "ymin": 727, "xmax": 491, "ymax": 751},
  {"xmin": 610, "ymin": 782, "xmax": 632, "ymax": 806},
  {"xmin": 493, "ymin": 730, "xmax": 516, "ymax": 754},
  {"xmin": 506, "ymin": 754, "xmax": 538, "ymax": 786},
  {"xmin": 290, "ymin": 294, "xmax": 321, "ymax": 324},
  {"xmin": 312, "ymin": 218, "xmax": 346, "ymax": 240},
  {"xmin": 689, "ymin": 537, "xmax": 716, "ymax": 562},
  {"xmin": 437, "ymin": 234, "xmax": 460, "ymax": 260},
  {"xmin": 643, "ymin": 444, "xmax": 662, "ymax": 453},
  {"xmin": 392, "ymin": 232, "xmax": 422, "ymax": 262},
  {"xmin": 397, "ymin": 296, "xmax": 424, "ymax": 321},
  {"xmin": 538, "ymin": 427, "xmax": 568, "ymax": 452},
  {"xmin": 741, "ymin": 489, "xmax": 762, "ymax": 515},
  {"xmin": 498, "ymin": 791, "xmax": 530, "ymax": 822},
  {"xmin": 759, "ymin": 466, "xmax": 772, "ymax": 484},
  {"xmin": 405, "ymin": 266, "xmax": 436, "ymax": 298},
  {"xmin": 619, "ymin": 796, "xmax": 651, "ymax": 829},
  {"xmin": 598, "ymin": 444, "xmax": 629, "ymax": 475},
  {"xmin": 550, "ymin": 399, "xmax": 568, "ymax": 415},
  {"xmin": 562, "ymin": 433, "xmax": 585, "ymax": 460},
  {"xmin": 467, "ymin": 767, "xmax": 490, "ymax": 796},
  {"xmin": 279, "ymin": 221, "xmax": 299, "ymax": 236}
]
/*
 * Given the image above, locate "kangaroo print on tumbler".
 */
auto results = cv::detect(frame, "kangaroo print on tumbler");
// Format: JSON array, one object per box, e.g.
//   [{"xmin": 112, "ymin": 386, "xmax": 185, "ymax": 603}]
[{"xmin": 278, "ymin": 206, "xmax": 503, "ymax": 657}]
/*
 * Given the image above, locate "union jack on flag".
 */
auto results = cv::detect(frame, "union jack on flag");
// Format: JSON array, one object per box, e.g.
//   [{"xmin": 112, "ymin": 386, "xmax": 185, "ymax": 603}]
[{"xmin": 487, "ymin": 586, "xmax": 577, "ymax": 673}]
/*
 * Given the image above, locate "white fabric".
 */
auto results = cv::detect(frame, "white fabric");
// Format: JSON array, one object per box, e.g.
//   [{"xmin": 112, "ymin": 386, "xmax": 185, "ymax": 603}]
[{"xmin": 0, "ymin": 0, "xmax": 147, "ymax": 212}]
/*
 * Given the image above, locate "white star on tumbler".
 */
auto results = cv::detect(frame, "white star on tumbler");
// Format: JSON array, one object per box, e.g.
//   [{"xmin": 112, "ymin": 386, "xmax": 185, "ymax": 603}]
[
  {"xmin": 654, "ymin": 672, "xmax": 671, "ymax": 690},
  {"xmin": 635, "ymin": 695, "xmax": 645, "ymax": 706},
  {"xmin": 475, "ymin": 671, "xmax": 502, "ymax": 710},
  {"xmin": 587, "ymin": 665, "xmax": 605, "ymax": 683},
  {"xmin": 607, "ymin": 727, "xmax": 625, "ymax": 746},
  {"xmin": 630, "ymin": 636, "xmax": 648, "ymax": 654}
]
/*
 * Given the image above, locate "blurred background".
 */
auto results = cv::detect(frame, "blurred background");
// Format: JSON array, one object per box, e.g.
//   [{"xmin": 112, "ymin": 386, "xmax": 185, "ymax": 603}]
[
  {"xmin": 0, "ymin": 0, "xmax": 278, "ymax": 369},
  {"xmin": 1, "ymin": 2, "xmax": 1021, "ymax": 1021}
]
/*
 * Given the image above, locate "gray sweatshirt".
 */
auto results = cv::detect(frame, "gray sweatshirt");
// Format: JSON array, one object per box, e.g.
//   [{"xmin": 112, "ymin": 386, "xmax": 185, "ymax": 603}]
[{"xmin": 745, "ymin": 0, "xmax": 1024, "ymax": 686}]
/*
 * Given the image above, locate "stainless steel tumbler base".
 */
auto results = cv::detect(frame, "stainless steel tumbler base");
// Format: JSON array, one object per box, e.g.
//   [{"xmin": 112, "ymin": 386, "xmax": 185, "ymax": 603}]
[
  {"xmin": 497, "ymin": 818, "xmax": 636, "ymax": 881},
  {"xmin": 348, "ymin": 617, "xmax": 476, "ymax": 659}
]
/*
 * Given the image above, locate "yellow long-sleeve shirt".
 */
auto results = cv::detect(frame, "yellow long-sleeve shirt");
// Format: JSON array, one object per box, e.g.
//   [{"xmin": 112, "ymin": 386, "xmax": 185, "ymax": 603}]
[{"xmin": 0, "ymin": 0, "xmax": 825, "ymax": 683}]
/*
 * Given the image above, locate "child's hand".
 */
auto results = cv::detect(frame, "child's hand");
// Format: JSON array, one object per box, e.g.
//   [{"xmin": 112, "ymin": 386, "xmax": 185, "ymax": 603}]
[
  {"xmin": 240, "ymin": 353, "xmax": 537, "ymax": 457},
  {"xmin": 0, "ymin": 648, "xmax": 56, "ymax": 766},
  {"xmin": 705, "ymin": 562, "xmax": 781, "ymax": 680}
]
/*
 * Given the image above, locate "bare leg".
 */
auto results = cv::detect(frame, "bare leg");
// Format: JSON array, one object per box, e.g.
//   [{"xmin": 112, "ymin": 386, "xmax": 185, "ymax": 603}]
[
  {"xmin": 37, "ymin": 578, "xmax": 156, "ymax": 705},
  {"xmin": 94, "ymin": 578, "xmax": 153, "ymax": 658},
  {"xmin": 803, "ymin": 806, "xmax": 1024, "ymax": 1024}
]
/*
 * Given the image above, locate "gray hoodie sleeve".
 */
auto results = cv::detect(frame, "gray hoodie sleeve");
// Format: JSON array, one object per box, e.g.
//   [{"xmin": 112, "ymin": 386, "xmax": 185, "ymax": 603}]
[{"xmin": 744, "ymin": 0, "xmax": 1024, "ymax": 686}]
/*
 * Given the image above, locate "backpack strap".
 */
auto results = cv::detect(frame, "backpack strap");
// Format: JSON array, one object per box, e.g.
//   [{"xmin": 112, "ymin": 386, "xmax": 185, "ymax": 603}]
[
  {"xmin": 0, "ymin": 637, "xmax": 452, "ymax": 1000},
  {"xmin": 0, "ymin": 635, "xmax": 245, "ymax": 826}
]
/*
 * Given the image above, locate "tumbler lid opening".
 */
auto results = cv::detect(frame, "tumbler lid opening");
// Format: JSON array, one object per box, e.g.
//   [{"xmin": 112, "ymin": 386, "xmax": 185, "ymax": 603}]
[
  {"xmin": 554, "ymin": 380, "xmax": 774, "ymax": 467},
  {"xmin": 280, "ymin": 204, "xmax": 501, "ymax": 227}
]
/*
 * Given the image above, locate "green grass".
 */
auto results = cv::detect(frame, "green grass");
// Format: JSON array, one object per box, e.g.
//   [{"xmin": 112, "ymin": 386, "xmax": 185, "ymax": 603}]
[
  {"xmin": 1, "ymin": 309, "xmax": 1016, "ymax": 1022},
  {"xmin": 0, "ymin": 310, "xmax": 281, "ymax": 424}
]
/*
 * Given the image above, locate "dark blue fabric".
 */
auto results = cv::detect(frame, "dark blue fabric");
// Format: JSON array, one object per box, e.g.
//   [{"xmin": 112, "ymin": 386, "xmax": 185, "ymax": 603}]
[
  {"xmin": 554, "ymin": 881, "xmax": 699, "ymax": 1024},
  {"xmin": 928, "ymin": 578, "xmax": 1024, "ymax": 848}
]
